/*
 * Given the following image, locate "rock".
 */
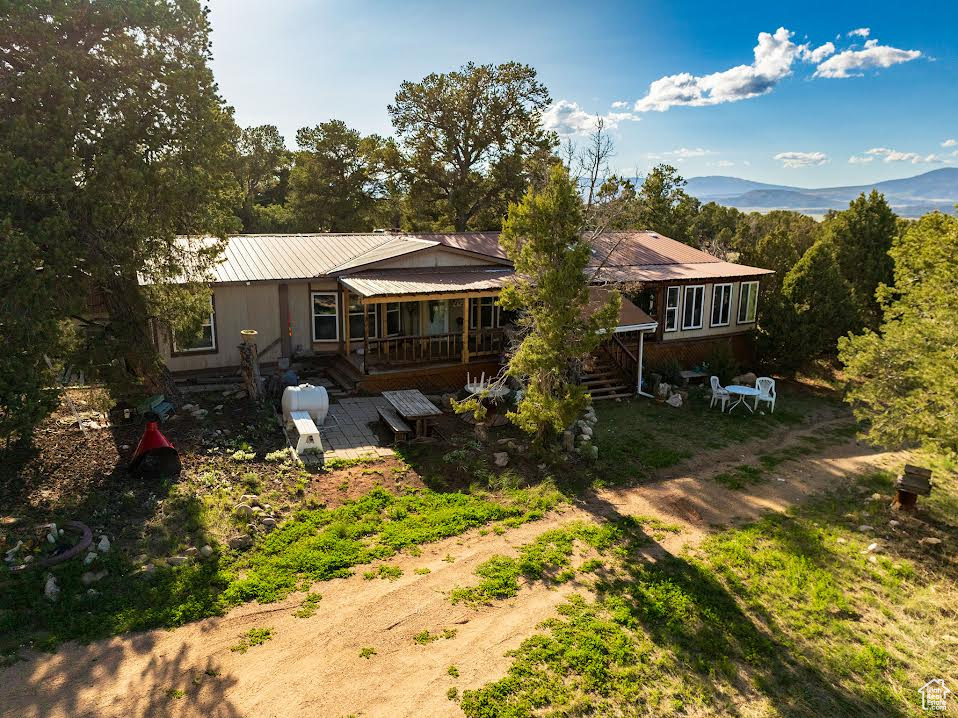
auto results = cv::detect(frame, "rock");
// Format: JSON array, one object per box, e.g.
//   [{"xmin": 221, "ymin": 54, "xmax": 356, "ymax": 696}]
[
  {"xmin": 537, "ymin": 463, "xmax": 547, "ymax": 470},
  {"xmin": 889, "ymin": 520, "xmax": 901, "ymax": 527},
  {"xmin": 234, "ymin": 503, "xmax": 254, "ymax": 519},
  {"xmin": 857, "ymin": 525, "xmax": 874, "ymax": 532},
  {"xmin": 191, "ymin": 409, "xmax": 209, "ymax": 419},
  {"xmin": 836, "ymin": 537, "xmax": 847, "ymax": 544},
  {"xmin": 561, "ymin": 431, "xmax": 574, "ymax": 452},
  {"xmin": 167, "ymin": 555, "xmax": 190, "ymax": 566},
  {"xmin": 252, "ymin": 506, "xmax": 263, "ymax": 514},
  {"xmin": 86, "ymin": 588, "xmax": 99, "ymax": 598},
  {"xmin": 241, "ymin": 494, "xmax": 260, "ymax": 505},
  {"xmin": 919, "ymin": 537, "xmax": 942, "ymax": 546},
  {"xmin": 261, "ymin": 517, "xmax": 277, "ymax": 528},
  {"xmin": 83, "ymin": 552, "xmax": 97, "ymax": 566},
  {"xmin": 732, "ymin": 372, "xmax": 757, "ymax": 386},
  {"xmin": 440, "ymin": 393, "xmax": 455, "ymax": 411},
  {"xmin": 81, "ymin": 570, "xmax": 108, "ymax": 586},
  {"xmin": 213, "ymin": 404, "xmax": 224, "ymax": 412},
  {"xmin": 181, "ymin": 403, "xmax": 197, "ymax": 412},
  {"xmin": 228, "ymin": 535, "xmax": 253, "ymax": 550},
  {"xmin": 47, "ymin": 532, "xmax": 56, "ymax": 544},
  {"xmin": 868, "ymin": 555, "xmax": 878, "ymax": 564},
  {"xmin": 183, "ymin": 547, "xmax": 199, "ymax": 558},
  {"xmin": 862, "ymin": 542, "xmax": 880, "ymax": 553},
  {"xmin": 200, "ymin": 545, "xmax": 214, "ymax": 558},
  {"xmin": 493, "ymin": 452, "xmax": 509, "ymax": 468},
  {"xmin": 44, "ymin": 575, "xmax": 60, "ymax": 602},
  {"xmin": 97, "ymin": 535, "xmax": 110, "ymax": 552},
  {"xmin": 0, "ymin": 516, "xmax": 20, "ymax": 527},
  {"xmin": 579, "ymin": 425, "xmax": 593, "ymax": 438},
  {"xmin": 496, "ymin": 438, "xmax": 512, "ymax": 445},
  {"xmin": 666, "ymin": 393, "xmax": 683, "ymax": 408}
]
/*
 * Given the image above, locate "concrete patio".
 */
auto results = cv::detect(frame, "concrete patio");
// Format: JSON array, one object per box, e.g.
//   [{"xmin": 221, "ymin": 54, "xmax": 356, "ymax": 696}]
[{"xmin": 320, "ymin": 397, "xmax": 395, "ymax": 461}]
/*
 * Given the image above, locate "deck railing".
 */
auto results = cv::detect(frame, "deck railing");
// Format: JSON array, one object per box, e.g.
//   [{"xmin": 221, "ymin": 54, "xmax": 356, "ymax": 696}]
[
  {"xmin": 365, "ymin": 328, "xmax": 506, "ymax": 368},
  {"xmin": 603, "ymin": 334, "xmax": 638, "ymax": 385}
]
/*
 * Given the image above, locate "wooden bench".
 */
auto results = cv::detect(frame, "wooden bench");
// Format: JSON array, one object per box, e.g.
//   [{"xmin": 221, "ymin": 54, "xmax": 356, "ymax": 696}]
[
  {"xmin": 287, "ymin": 410, "xmax": 322, "ymax": 455},
  {"xmin": 378, "ymin": 406, "xmax": 412, "ymax": 444}
]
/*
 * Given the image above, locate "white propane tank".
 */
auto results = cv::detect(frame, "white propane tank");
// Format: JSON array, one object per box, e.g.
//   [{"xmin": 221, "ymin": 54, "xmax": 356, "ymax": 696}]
[{"xmin": 281, "ymin": 384, "xmax": 329, "ymax": 425}]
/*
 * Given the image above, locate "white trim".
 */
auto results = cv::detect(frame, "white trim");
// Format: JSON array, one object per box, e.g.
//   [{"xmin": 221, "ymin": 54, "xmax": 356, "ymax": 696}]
[
  {"xmin": 610, "ymin": 322, "xmax": 658, "ymax": 334},
  {"xmin": 311, "ymin": 291, "xmax": 339, "ymax": 342},
  {"xmin": 737, "ymin": 281, "xmax": 759, "ymax": 324},
  {"xmin": 682, "ymin": 284, "xmax": 705, "ymax": 330},
  {"xmin": 664, "ymin": 286, "xmax": 680, "ymax": 332},
  {"xmin": 710, "ymin": 283, "xmax": 732, "ymax": 327}
]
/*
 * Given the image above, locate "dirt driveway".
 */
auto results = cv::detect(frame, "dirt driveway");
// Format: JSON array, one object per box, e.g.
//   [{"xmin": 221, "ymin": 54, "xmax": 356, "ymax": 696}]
[{"xmin": 0, "ymin": 423, "xmax": 906, "ymax": 718}]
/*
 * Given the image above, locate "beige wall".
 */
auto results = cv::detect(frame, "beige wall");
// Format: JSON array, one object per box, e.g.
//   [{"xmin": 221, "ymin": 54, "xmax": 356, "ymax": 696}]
[
  {"xmin": 661, "ymin": 280, "xmax": 759, "ymax": 342},
  {"xmin": 364, "ymin": 247, "xmax": 500, "ymax": 270},
  {"xmin": 160, "ymin": 283, "xmax": 281, "ymax": 372}
]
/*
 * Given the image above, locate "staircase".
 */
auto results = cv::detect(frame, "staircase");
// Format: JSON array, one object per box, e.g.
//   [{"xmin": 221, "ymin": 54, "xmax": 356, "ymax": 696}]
[{"xmin": 581, "ymin": 352, "xmax": 633, "ymax": 401}]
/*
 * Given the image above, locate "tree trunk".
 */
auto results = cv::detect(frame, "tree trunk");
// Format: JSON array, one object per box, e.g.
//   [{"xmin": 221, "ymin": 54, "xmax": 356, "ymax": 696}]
[{"xmin": 102, "ymin": 276, "xmax": 181, "ymax": 403}]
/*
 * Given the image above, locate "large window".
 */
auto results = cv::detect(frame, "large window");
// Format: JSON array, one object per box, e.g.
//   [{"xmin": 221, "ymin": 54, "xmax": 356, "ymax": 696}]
[
  {"xmin": 737, "ymin": 281, "xmax": 759, "ymax": 324},
  {"xmin": 470, "ymin": 297, "xmax": 499, "ymax": 329},
  {"xmin": 664, "ymin": 286, "xmax": 680, "ymax": 332},
  {"xmin": 682, "ymin": 285, "xmax": 705, "ymax": 330},
  {"xmin": 311, "ymin": 292, "xmax": 339, "ymax": 341},
  {"xmin": 711, "ymin": 283, "xmax": 732, "ymax": 327},
  {"xmin": 348, "ymin": 296, "xmax": 378, "ymax": 340},
  {"xmin": 385, "ymin": 302, "xmax": 401, "ymax": 336},
  {"xmin": 175, "ymin": 297, "xmax": 216, "ymax": 353}
]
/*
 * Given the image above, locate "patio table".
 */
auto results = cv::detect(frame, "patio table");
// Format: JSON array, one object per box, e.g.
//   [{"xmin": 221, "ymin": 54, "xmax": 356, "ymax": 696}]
[
  {"xmin": 725, "ymin": 385, "xmax": 761, "ymax": 414},
  {"xmin": 382, "ymin": 389, "xmax": 442, "ymax": 437}
]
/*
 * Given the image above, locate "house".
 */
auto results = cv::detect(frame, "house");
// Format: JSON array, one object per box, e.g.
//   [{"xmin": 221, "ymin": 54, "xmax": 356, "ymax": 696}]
[{"xmin": 155, "ymin": 231, "xmax": 771, "ymax": 394}]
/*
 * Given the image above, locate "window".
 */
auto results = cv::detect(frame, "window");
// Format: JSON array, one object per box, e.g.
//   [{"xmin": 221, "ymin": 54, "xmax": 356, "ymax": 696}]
[
  {"xmin": 385, "ymin": 302, "xmax": 401, "ymax": 336},
  {"xmin": 682, "ymin": 285, "xmax": 705, "ymax": 330},
  {"xmin": 470, "ymin": 297, "xmax": 498, "ymax": 329},
  {"xmin": 311, "ymin": 292, "xmax": 338, "ymax": 341},
  {"xmin": 664, "ymin": 286, "xmax": 680, "ymax": 332},
  {"xmin": 175, "ymin": 297, "xmax": 216, "ymax": 353},
  {"xmin": 348, "ymin": 296, "xmax": 378, "ymax": 340},
  {"xmin": 710, "ymin": 283, "xmax": 732, "ymax": 327},
  {"xmin": 737, "ymin": 281, "xmax": 759, "ymax": 324}
]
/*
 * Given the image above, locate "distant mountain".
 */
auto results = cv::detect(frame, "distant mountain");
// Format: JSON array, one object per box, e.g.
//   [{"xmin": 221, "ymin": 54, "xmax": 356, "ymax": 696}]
[{"xmin": 686, "ymin": 168, "xmax": 958, "ymax": 218}]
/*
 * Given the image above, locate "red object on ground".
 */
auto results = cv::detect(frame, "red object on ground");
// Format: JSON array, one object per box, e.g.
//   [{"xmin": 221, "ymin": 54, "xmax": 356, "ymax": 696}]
[{"xmin": 129, "ymin": 417, "xmax": 181, "ymax": 477}]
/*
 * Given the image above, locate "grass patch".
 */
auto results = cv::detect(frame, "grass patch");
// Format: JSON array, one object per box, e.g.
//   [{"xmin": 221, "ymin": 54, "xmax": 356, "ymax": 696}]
[
  {"xmin": 712, "ymin": 463, "xmax": 765, "ymax": 490},
  {"xmin": 363, "ymin": 564, "xmax": 403, "ymax": 581},
  {"xmin": 450, "ymin": 518, "xmax": 667, "ymax": 606},
  {"xmin": 414, "ymin": 567, "xmax": 431, "ymax": 575},
  {"xmin": 414, "ymin": 628, "xmax": 457, "ymax": 645},
  {"xmin": 591, "ymin": 385, "xmax": 836, "ymax": 485},
  {"xmin": 229, "ymin": 627, "xmax": 273, "ymax": 654},
  {"xmin": 460, "ymin": 465, "xmax": 958, "ymax": 717},
  {"xmin": 448, "ymin": 664, "xmax": 460, "ymax": 677},
  {"xmin": 359, "ymin": 646, "xmax": 377, "ymax": 659},
  {"xmin": 293, "ymin": 592, "xmax": 322, "ymax": 618}
]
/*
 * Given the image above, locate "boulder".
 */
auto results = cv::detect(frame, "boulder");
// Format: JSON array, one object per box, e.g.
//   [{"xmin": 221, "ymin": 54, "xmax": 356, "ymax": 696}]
[
  {"xmin": 228, "ymin": 535, "xmax": 253, "ymax": 550},
  {"xmin": 493, "ymin": 452, "xmax": 509, "ymax": 468},
  {"xmin": 200, "ymin": 545, "xmax": 214, "ymax": 559},
  {"xmin": 857, "ymin": 524, "xmax": 874, "ymax": 532},
  {"xmin": 561, "ymin": 431, "xmax": 575, "ymax": 452},
  {"xmin": 731, "ymin": 372, "xmax": 757, "ymax": 386},
  {"xmin": 83, "ymin": 552, "xmax": 97, "ymax": 566},
  {"xmin": 919, "ymin": 537, "xmax": 942, "ymax": 546},
  {"xmin": 183, "ymin": 547, "xmax": 199, "ymax": 558},
  {"xmin": 97, "ymin": 536, "xmax": 111, "ymax": 553},
  {"xmin": 81, "ymin": 570, "xmax": 108, "ymax": 586},
  {"xmin": 234, "ymin": 503, "xmax": 254, "ymax": 519},
  {"xmin": 167, "ymin": 555, "xmax": 190, "ymax": 566},
  {"xmin": 579, "ymin": 425, "xmax": 593, "ymax": 438},
  {"xmin": 261, "ymin": 517, "xmax": 277, "ymax": 528},
  {"xmin": 44, "ymin": 575, "xmax": 60, "ymax": 602},
  {"xmin": 666, "ymin": 393, "xmax": 683, "ymax": 408}
]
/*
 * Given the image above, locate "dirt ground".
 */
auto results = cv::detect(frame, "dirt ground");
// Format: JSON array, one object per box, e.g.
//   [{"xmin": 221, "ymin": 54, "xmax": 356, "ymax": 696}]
[{"xmin": 0, "ymin": 413, "xmax": 908, "ymax": 718}]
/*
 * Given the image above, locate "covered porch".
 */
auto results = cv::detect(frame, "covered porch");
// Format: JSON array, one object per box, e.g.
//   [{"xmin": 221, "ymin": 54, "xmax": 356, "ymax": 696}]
[{"xmin": 338, "ymin": 268, "xmax": 513, "ymax": 374}]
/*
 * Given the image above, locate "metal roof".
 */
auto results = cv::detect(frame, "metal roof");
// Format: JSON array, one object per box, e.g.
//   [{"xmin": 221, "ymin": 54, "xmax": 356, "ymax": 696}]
[
  {"xmin": 594, "ymin": 262, "xmax": 773, "ymax": 284},
  {"xmin": 341, "ymin": 268, "xmax": 513, "ymax": 298},
  {"xmin": 586, "ymin": 287, "xmax": 657, "ymax": 330}
]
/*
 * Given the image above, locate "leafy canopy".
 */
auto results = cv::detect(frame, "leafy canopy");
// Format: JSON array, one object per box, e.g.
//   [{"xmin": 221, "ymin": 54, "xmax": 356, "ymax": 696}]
[{"xmin": 839, "ymin": 212, "xmax": 958, "ymax": 453}]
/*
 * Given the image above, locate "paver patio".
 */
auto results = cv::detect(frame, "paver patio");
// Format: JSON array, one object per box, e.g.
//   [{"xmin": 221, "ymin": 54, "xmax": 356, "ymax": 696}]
[{"xmin": 320, "ymin": 397, "xmax": 395, "ymax": 461}]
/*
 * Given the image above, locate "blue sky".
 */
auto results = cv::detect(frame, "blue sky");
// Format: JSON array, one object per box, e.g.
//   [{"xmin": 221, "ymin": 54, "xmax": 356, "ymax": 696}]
[{"xmin": 207, "ymin": 1, "xmax": 958, "ymax": 187}]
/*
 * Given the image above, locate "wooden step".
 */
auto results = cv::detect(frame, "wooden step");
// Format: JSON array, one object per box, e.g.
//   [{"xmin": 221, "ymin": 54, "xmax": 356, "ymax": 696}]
[
  {"xmin": 591, "ymin": 391, "xmax": 634, "ymax": 401},
  {"xmin": 588, "ymin": 384, "xmax": 630, "ymax": 395}
]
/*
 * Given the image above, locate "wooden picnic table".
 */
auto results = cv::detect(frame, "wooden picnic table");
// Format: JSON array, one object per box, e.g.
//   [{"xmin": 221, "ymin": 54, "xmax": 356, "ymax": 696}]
[{"xmin": 382, "ymin": 389, "xmax": 442, "ymax": 438}]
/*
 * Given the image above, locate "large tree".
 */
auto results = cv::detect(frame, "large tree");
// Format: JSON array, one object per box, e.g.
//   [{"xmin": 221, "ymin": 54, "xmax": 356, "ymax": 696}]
[
  {"xmin": 823, "ymin": 191, "xmax": 897, "ymax": 329},
  {"xmin": 388, "ymin": 62, "xmax": 555, "ymax": 231},
  {"xmin": 839, "ymin": 212, "xmax": 958, "ymax": 453},
  {"xmin": 633, "ymin": 165, "xmax": 700, "ymax": 244},
  {"xmin": 232, "ymin": 124, "xmax": 292, "ymax": 232},
  {"xmin": 287, "ymin": 120, "xmax": 395, "ymax": 232},
  {"xmin": 0, "ymin": 0, "xmax": 239, "ymax": 441},
  {"xmin": 495, "ymin": 166, "xmax": 620, "ymax": 444}
]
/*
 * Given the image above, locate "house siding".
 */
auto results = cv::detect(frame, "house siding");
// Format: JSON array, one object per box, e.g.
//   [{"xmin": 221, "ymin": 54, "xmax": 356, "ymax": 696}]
[{"xmin": 661, "ymin": 280, "xmax": 757, "ymax": 341}]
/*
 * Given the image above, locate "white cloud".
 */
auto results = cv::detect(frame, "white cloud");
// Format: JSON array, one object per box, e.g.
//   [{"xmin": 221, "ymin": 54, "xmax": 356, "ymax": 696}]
[
  {"xmin": 774, "ymin": 151, "xmax": 829, "ymax": 168},
  {"xmin": 648, "ymin": 147, "xmax": 715, "ymax": 162},
  {"xmin": 542, "ymin": 100, "xmax": 640, "ymax": 135},
  {"xmin": 610, "ymin": 100, "xmax": 629, "ymax": 109},
  {"xmin": 858, "ymin": 147, "xmax": 945, "ymax": 164},
  {"xmin": 713, "ymin": 159, "xmax": 736, "ymax": 168},
  {"xmin": 633, "ymin": 27, "xmax": 807, "ymax": 112},
  {"xmin": 814, "ymin": 39, "xmax": 921, "ymax": 78},
  {"xmin": 848, "ymin": 154, "xmax": 874, "ymax": 164},
  {"xmin": 942, "ymin": 138, "xmax": 957, "ymax": 147},
  {"xmin": 801, "ymin": 41, "xmax": 836, "ymax": 63},
  {"xmin": 847, "ymin": 27, "xmax": 870, "ymax": 38}
]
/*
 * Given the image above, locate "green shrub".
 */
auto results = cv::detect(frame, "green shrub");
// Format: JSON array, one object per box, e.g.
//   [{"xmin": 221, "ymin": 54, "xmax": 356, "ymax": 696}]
[{"xmin": 703, "ymin": 341, "xmax": 741, "ymax": 384}]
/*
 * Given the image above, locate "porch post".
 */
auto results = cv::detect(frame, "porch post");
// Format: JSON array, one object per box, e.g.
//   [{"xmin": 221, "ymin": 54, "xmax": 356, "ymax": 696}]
[
  {"xmin": 363, "ymin": 302, "xmax": 370, "ymax": 375},
  {"xmin": 342, "ymin": 287, "xmax": 350, "ymax": 355},
  {"xmin": 637, "ymin": 331, "xmax": 653, "ymax": 398},
  {"xmin": 655, "ymin": 285, "xmax": 665, "ymax": 341},
  {"xmin": 461, "ymin": 297, "xmax": 470, "ymax": 364}
]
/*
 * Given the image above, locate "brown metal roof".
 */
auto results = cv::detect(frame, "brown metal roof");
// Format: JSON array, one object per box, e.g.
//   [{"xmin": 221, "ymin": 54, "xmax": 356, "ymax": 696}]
[
  {"xmin": 341, "ymin": 268, "xmax": 513, "ymax": 298},
  {"xmin": 327, "ymin": 236, "xmax": 437, "ymax": 273},
  {"xmin": 595, "ymin": 262, "xmax": 772, "ymax": 284},
  {"xmin": 586, "ymin": 287, "xmax": 657, "ymax": 330}
]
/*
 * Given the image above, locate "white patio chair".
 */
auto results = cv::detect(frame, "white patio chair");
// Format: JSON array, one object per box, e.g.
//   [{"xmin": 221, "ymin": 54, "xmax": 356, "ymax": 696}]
[
  {"xmin": 709, "ymin": 376, "xmax": 730, "ymax": 412},
  {"xmin": 756, "ymin": 377, "xmax": 776, "ymax": 413}
]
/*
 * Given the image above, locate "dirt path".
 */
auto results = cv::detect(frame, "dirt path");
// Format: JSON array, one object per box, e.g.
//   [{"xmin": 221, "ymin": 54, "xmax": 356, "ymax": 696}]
[{"xmin": 0, "ymin": 429, "xmax": 906, "ymax": 718}]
